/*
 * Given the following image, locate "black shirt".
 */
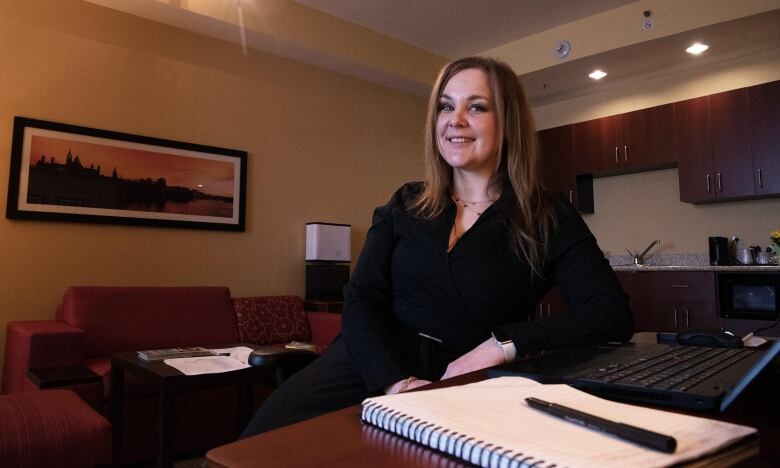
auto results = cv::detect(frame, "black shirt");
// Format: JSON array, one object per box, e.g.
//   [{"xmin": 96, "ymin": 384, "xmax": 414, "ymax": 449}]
[{"xmin": 342, "ymin": 182, "xmax": 632, "ymax": 392}]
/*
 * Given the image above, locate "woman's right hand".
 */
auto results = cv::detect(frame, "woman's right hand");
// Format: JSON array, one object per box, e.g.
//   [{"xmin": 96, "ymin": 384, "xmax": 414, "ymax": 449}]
[{"xmin": 384, "ymin": 377, "xmax": 432, "ymax": 394}]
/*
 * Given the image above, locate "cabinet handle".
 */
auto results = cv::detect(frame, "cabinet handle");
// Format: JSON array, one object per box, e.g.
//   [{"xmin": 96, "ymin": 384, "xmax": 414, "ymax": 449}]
[
  {"xmin": 623, "ymin": 145, "xmax": 628, "ymax": 162},
  {"xmin": 547, "ymin": 304, "xmax": 551, "ymax": 318},
  {"xmin": 569, "ymin": 190, "xmax": 573, "ymax": 204},
  {"xmin": 717, "ymin": 172, "xmax": 722, "ymax": 192},
  {"xmin": 671, "ymin": 284, "xmax": 691, "ymax": 288},
  {"xmin": 706, "ymin": 174, "xmax": 711, "ymax": 193},
  {"xmin": 615, "ymin": 146, "xmax": 619, "ymax": 164},
  {"xmin": 684, "ymin": 308, "xmax": 690, "ymax": 328},
  {"xmin": 758, "ymin": 169, "xmax": 763, "ymax": 188},
  {"xmin": 674, "ymin": 308, "xmax": 678, "ymax": 328}
]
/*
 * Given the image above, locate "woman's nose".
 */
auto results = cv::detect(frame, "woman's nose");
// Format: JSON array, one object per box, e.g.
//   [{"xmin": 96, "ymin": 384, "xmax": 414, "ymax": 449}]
[{"xmin": 448, "ymin": 109, "xmax": 467, "ymax": 127}]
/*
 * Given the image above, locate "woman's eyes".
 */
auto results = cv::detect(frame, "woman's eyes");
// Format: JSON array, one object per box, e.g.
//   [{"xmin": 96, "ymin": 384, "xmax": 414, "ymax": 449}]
[{"xmin": 437, "ymin": 102, "xmax": 488, "ymax": 113}]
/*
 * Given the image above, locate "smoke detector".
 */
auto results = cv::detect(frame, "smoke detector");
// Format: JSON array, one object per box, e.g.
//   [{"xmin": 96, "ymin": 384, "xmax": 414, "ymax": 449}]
[{"xmin": 554, "ymin": 40, "xmax": 571, "ymax": 59}]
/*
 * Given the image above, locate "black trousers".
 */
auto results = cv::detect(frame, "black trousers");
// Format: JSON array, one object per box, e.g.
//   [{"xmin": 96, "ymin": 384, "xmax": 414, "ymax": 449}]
[
  {"xmin": 241, "ymin": 338, "xmax": 371, "ymax": 438},
  {"xmin": 241, "ymin": 332, "xmax": 451, "ymax": 438}
]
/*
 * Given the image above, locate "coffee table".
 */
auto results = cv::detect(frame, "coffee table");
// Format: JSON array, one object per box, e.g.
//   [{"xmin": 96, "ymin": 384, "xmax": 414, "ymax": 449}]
[{"xmin": 110, "ymin": 344, "xmax": 314, "ymax": 468}]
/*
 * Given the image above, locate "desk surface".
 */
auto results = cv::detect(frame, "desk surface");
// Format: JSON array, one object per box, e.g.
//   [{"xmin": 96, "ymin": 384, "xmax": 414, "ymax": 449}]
[{"xmin": 206, "ymin": 337, "xmax": 780, "ymax": 467}]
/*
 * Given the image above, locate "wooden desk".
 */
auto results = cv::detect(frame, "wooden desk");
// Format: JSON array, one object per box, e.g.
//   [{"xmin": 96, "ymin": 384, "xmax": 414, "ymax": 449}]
[{"xmin": 206, "ymin": 339, "xmax": 780, "ymax": 467}]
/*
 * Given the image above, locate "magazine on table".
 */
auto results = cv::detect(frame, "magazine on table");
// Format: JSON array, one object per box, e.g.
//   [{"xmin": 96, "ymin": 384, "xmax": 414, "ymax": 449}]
[{"xmin": 137, "ymin": 347, "xmax": 217, "ymax": 361}]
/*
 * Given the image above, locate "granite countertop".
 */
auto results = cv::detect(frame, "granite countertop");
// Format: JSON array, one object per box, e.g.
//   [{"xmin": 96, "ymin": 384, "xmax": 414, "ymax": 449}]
[{"xmin": 608, "ymin": 253, "xmax": 780, "ymax": 272}]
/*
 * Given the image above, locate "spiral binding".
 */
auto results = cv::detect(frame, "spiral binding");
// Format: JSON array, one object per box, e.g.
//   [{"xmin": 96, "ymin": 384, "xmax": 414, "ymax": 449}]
[{"xmin": 361, "ymin": 402, "xmax": 549, "ymax": 468}]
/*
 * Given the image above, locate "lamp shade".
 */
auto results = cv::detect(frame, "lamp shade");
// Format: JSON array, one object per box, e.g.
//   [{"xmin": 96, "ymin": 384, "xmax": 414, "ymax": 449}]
[{"xmin": 305, "ymin": 222, "xmax": 351, "ymax": 262}]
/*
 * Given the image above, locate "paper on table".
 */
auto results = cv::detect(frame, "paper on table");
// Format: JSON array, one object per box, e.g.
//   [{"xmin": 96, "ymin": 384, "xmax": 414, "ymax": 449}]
[
  {"xmin": 163, "ymin": 346, "xmax": 254, "ymax": 375},
  {"xmin": 363, "ymin": 377, "xmax": 757, "ymax": 468}
]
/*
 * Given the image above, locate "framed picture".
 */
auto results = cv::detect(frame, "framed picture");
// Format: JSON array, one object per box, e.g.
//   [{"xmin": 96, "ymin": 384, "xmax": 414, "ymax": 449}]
[{"xmin": 6, "ymin": 117, "xmax": 247, "ymax": 231}]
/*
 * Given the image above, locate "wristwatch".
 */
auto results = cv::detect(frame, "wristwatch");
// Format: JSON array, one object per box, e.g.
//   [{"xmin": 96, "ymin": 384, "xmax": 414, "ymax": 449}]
[{"xmin": 491, "ymin": 329, "xmax": 517, "ymax": 363}]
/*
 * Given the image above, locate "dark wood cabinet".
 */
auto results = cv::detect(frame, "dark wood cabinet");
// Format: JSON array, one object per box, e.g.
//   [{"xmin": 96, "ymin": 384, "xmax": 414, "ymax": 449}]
[
  {"xmin": 573, "ymin": 117, "xmax": 614, "ymax": 174},
  {"xmin": 625, "ymin": 271, "xmax": 719, "ymax": 333},
  {"xmin": 749, "ymin": 80, "xmax": 780, "ymax": 196},
  {"xmin": 676, "ymin": 83, "xmax": 780, "ymax": 204},
  {"xmin": 615, "ymin": 271, "xmax": 649, "ymax": 331},
  {"xmin": 538, "ymin": 125, "xmax": 575, "ymax": 203},
  {"xmin": 621, "ymin": 104, "xmax": 677, "ymax": 168},
  {"xmin": 709, "ymin": 88, "xmax": 754, "ymax": 199},
  {"xmin": 675, "ymin": 96, "xmax": 714, "ymax": 202},
  {"xmin": 546, "ymin": 80, "xmax": 780, "ymax": 210},
  {"xmin": 572, "ymin": 104, "xmax": 676, "ymax": 175},
  {"xmin": 653, "ymin": 301, "xmax": 719, "ymax": 331},
  {"xmin": 538, "ymin": 125, "xmax": 594, "ymax": 213},
  {"xmin": 532, "ymin": 288, "xmax": 566, "ymax": 320}
]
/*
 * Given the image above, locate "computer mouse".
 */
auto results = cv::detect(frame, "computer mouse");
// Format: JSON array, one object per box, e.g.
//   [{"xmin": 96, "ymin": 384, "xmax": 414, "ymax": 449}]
[{"xmin": 676, "ymin": 329, "xmax": 744, "ymax": 349}]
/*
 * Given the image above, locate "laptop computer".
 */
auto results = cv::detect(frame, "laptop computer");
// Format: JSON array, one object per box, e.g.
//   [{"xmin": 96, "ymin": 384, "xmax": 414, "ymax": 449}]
[{"xmin": 487, "ymin": 339, "xmax": 780, "ymax": 412}]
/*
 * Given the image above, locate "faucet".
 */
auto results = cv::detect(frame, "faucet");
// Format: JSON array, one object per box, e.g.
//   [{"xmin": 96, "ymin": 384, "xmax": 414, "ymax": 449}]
[{"xmin": 626, "ymin": 240, "xmax": 660, "ymax": 266}]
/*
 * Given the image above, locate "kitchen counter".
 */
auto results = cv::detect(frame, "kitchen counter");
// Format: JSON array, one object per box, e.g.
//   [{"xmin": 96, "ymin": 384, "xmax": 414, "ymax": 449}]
[
  {"xmin": 608, "ymin": 253, "xmax": 779, "ymax": 272},
  {"xmin": 611, "ymin": 264, "xmax": 780, "ymax": 272}
]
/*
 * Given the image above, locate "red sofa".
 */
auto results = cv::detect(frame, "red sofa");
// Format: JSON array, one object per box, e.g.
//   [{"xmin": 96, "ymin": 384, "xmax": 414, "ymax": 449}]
[
  {"xmin": 2, "ymin": 286, "xmax": 341, "ymax": 464},
  {"xmin": 0, "ymin": 389, "xmax": 112, "ymax": 468}
]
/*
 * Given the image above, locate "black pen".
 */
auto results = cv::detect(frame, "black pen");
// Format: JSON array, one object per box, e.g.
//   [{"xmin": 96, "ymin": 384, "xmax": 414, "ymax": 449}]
[{"xmin": 525, "ymin": 397, "xmax": 677, "ymax": 453}]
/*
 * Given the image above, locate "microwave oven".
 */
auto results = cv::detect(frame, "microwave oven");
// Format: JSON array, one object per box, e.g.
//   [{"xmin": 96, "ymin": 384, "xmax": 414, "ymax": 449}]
[{"xmin": 717, "ymin": 272, "xmax": 779, "ymax": 321}]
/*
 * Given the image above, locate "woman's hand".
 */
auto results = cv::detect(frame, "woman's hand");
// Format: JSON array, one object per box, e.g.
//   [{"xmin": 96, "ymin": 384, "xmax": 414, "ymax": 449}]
[
  {"xmin": 384, "ymin": 377, "xmax": 433, "ymax": 395},
  {"xmin": 440, "ymin": 337, "xmax": 505, "ymax": 380}
]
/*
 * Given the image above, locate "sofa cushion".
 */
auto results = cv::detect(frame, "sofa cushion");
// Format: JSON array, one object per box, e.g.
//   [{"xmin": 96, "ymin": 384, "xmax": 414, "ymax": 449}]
[
  {"xmin": 233, "ymin": 296, "xmax": 311, "ymax": 345},
  {"xmin": 60, "ymin": 287, "xmax": 238, "ymax": 357}
]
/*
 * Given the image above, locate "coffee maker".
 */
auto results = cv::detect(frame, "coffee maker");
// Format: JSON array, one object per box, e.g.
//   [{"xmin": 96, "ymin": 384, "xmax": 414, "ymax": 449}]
[{"xmin": 708, "ymin": 236, "xmax": 732, "ymax": 265}]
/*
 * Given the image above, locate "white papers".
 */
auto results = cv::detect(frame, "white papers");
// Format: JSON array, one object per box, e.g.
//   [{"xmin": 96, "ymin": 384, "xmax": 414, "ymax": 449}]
[{"xmin": 163, "ymin": 346, "xmax": 254, "ymax": 375}]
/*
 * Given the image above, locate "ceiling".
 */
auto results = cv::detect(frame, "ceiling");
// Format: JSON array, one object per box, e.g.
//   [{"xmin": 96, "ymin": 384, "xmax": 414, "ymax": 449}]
[
  {"xmin": 292, "ymin": 0, "xmax": 640, "ymax": 57},
  {"xmin": 84, "ymin": 1, "xmax": 780, "ymax": 102},
  {"xmin": 522, "ymin": 9, "xmax": 780, "ymax": 106}
]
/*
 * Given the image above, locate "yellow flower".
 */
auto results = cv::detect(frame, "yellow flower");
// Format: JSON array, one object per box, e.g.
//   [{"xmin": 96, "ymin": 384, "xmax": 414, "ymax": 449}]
[{"xmin": 772, "ymin": 231, "xmax": 780, "ymax": 242}]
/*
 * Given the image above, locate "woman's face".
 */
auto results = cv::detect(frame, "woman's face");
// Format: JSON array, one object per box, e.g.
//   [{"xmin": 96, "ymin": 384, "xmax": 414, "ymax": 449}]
[{"xmin": 436, "ymin": 68, "xmax": 500, "ymax": 176}]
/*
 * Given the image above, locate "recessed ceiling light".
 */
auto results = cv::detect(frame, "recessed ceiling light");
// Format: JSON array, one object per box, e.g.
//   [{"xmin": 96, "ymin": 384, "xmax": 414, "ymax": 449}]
[
  {"xmin": 686, "ymin": 43, "xmax": 709, "ymax": 55},
  {"xmin": 588, "ymin": 70, "xmax": 607, "ymax": 80}
]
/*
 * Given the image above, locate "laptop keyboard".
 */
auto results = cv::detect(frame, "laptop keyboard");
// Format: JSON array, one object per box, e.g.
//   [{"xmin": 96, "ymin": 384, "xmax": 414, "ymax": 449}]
[{"xmin": 581, "ymin": 346, "xmax": 757, "ymax": 392}]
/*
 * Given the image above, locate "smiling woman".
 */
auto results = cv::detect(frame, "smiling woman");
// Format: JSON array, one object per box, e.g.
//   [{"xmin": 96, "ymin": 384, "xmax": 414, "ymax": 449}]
[{"xmin": 240, "ymin": 56, "xmax": 632, "ymax": 438}]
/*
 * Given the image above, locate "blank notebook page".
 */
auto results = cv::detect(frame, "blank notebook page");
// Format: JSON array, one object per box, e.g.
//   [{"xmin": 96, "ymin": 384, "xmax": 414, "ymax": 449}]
[{"xmin": 362, "ymin": 377, "xmax": 756, "ymax": 468}]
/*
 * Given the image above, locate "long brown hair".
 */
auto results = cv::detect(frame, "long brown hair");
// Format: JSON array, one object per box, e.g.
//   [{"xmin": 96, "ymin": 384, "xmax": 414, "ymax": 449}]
[{"xmin": 409, "ymin": 56, "xmax": 555, "ymax": 273}]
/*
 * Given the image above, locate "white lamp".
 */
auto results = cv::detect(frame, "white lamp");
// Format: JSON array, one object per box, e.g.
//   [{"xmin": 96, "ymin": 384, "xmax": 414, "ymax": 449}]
[{"xmin": 305, "ymin": 223, "xmax": 351, "ymax": 262}]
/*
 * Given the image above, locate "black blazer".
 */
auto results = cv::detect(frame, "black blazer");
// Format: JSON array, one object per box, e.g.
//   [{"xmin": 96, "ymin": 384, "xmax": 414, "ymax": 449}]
[{"xmin": 341, "ymin": 182, "xmax": 632, "ymax": 392}]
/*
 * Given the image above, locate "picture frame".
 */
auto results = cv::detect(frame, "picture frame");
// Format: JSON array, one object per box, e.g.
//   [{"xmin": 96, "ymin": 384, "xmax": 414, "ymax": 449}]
[{"xmin": 6, "ymin": 116, "xmax": 247, "ymax": 231}]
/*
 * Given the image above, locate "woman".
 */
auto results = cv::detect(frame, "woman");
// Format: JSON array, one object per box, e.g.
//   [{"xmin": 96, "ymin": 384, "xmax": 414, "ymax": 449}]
[{"xmin": 242, "ymin": 56, "xmax": 632, "ymax": 436}]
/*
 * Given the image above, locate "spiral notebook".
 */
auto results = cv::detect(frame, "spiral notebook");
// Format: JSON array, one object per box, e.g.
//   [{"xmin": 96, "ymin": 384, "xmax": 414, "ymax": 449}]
[{"xmin": 361, "ymin": 377, "xmax": 757, "ymax": 468}]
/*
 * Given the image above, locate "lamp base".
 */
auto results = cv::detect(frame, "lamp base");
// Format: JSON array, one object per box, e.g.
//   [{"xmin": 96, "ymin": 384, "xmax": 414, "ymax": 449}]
[{"xmin": 305, "ymin": 263, "xmax": 349, "ymax": 301}]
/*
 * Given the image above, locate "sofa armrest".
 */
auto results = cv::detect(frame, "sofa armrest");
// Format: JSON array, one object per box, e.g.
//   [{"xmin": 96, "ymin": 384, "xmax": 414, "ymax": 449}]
[
  {"xmin": 2, "ymin": 321, "xmax": 87, "ymax": 394},
  {"xmin": 306, "ymin": 312, "xmax": 341, "ymax": 349}
]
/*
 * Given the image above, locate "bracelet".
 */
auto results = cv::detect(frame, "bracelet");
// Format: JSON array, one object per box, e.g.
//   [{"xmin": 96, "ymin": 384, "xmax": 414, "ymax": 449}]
[{"xmin": 398, "ymin": 376, "xmax": 417, "ymax": 393}]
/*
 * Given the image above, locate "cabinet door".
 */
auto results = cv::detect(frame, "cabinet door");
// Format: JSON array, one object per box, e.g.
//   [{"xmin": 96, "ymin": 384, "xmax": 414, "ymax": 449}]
[
  {"xmin": 599, "ymin": 115, "xmax": 622, "ymax": 171},
  {"xmin": 621, "ymin": 104, "xmax": 676, "ymax": 168},
  {"xmin": 679, "ymin": 302, "xmax": 719, "ymax": 330},
  {"xmin": 573, "ymin": 118, "xmax": 606, "ymax": 174},
  {"xmin": 749, "ymin": 80, "xmax": 780, "ymax": 196},
  {"xmin": 615, "ymin": 272, "xmax": 644, "ymax": 331},
  {"xmin": 675, "ymin": 96, "xmax": 714, "ymax": 203},
  {"xmin": 709, "ymin": 88, "xmax": 754, "ymax": 199},
  {"xmin": 538, "ymin": 126, "xmax": 575, "ymax": 204},
  {"xmin": 534, "ymin": 288, "xmax": 566, "ymax": 320},
  {"xmin": 649, "ymin": 301, "xmax": 681, "ymax": 333}
]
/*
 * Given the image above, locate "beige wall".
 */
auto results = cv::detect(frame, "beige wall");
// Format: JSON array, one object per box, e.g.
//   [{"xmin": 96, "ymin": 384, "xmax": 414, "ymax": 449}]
[
  {"xmin": 532, "ymin": 48, "xmax": 780, "ymax": 256},
  {"xmin": 0, "ymin": 0, "xmax": 426, "ymax": 382}
]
